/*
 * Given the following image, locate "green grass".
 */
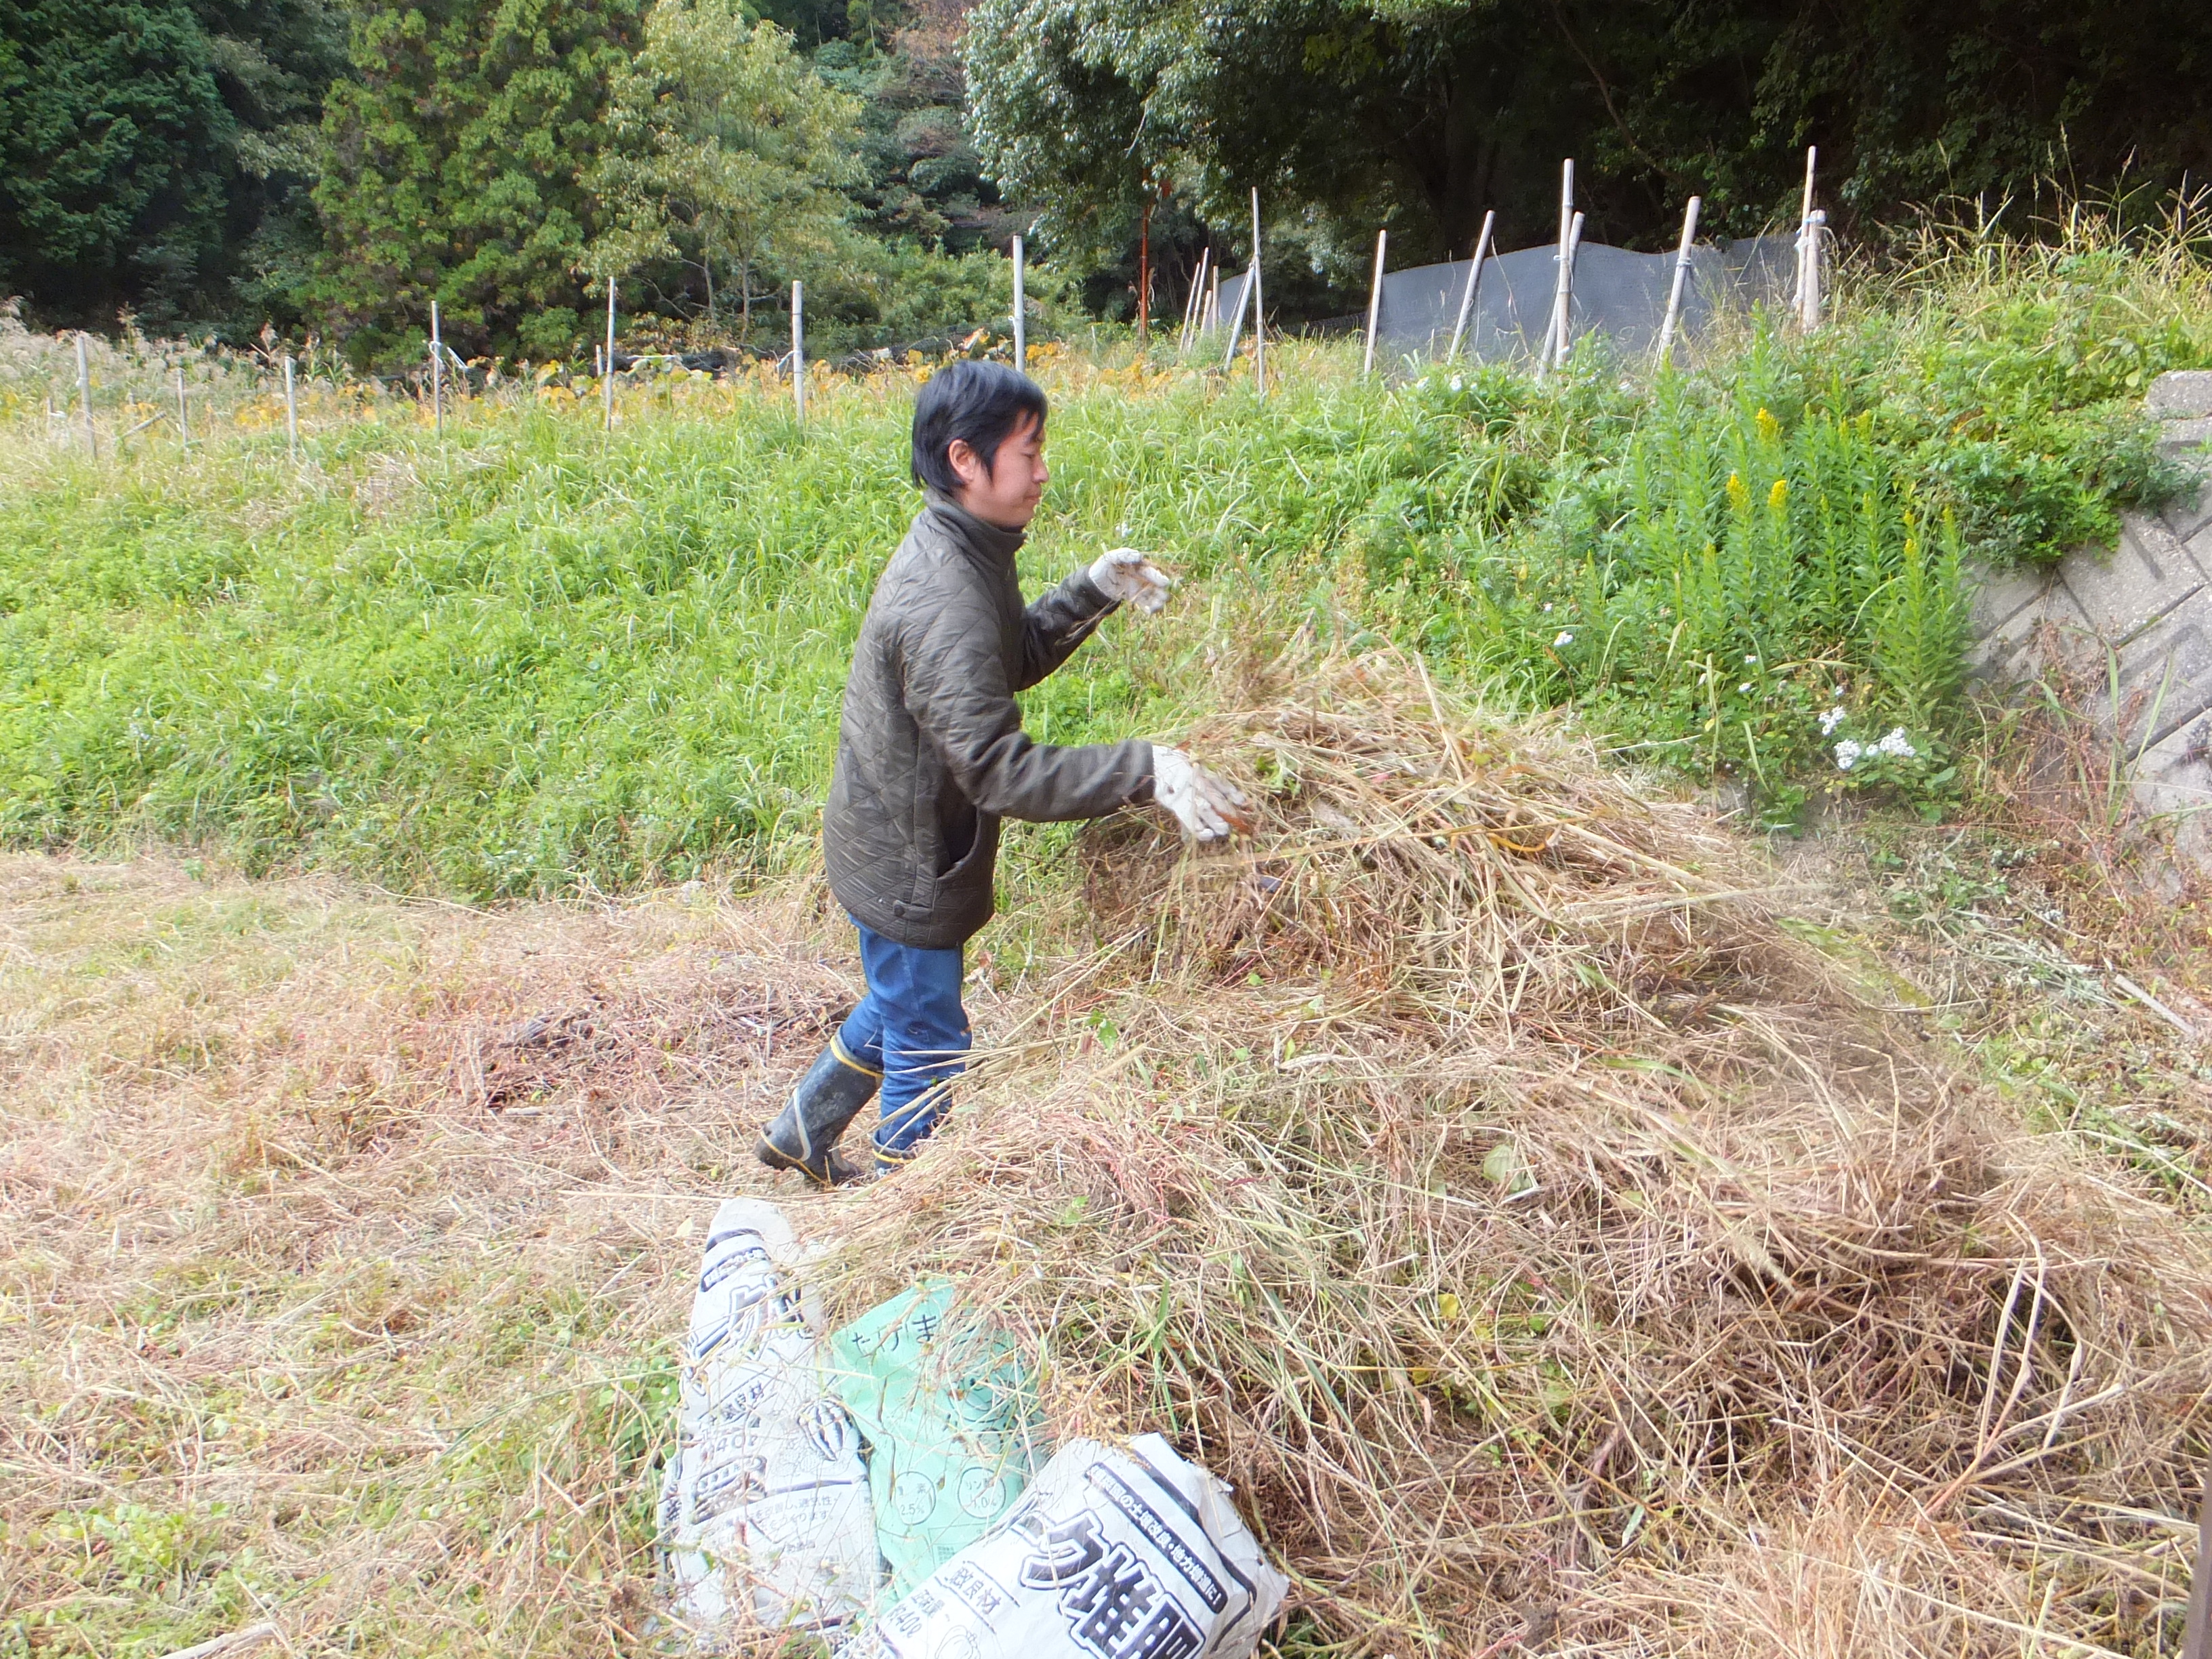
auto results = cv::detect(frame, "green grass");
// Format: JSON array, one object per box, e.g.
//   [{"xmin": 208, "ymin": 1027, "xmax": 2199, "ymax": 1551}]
[{"xmin": 1, "ymin": 230, "xmax": 2206, "ymax": 896}]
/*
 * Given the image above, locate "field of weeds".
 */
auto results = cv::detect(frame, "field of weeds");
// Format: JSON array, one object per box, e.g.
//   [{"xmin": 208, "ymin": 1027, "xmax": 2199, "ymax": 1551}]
[{"xmin": 2, "ymin": 220, "xmax": 2209, "ymax": 897}]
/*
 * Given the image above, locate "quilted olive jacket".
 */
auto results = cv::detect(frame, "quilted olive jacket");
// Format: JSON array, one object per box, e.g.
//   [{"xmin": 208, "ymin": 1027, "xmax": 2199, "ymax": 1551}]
[{"xmin": 823, "ymin": 493, "xmax": 1155, "ymax": 949}]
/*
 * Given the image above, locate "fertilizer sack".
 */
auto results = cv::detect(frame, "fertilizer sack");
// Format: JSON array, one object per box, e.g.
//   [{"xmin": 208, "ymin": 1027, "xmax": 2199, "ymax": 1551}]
[
  {"xmin": 838, "ymin": 1432, "xmax": 1288, "ymax": 1659},
  {"xmin": 659, "ymin": 1198, "xmax": 878, "ymax": 1641}
]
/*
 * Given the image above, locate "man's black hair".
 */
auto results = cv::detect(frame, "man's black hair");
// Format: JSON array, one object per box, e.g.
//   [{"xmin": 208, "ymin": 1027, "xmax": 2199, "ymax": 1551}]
[{"xmin": 911, "ymin": 359, "xmax": 1048, "ymax": 493}]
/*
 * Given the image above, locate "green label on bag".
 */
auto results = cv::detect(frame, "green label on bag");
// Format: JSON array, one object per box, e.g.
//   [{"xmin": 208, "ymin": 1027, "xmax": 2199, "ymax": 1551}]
[{"xmin": 827, "ymin": 1278, "xmax": 1040, "ymax": 1600}]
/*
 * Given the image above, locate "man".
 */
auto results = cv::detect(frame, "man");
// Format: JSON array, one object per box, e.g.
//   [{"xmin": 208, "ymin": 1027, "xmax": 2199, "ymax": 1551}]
[{"xmin": 757, "ymin": 359, "xmax": 1248, "ymax": 1186}]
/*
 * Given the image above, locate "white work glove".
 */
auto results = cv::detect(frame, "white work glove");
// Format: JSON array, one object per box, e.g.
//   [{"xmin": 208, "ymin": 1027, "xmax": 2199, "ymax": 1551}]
[
  {"xmin": 1087, "ymin": 547, "xmax": 1173, "ymax": 615},
  {"xmin": 1150, "ymin": 746, "xmax": 1251, "ymax": 842}
]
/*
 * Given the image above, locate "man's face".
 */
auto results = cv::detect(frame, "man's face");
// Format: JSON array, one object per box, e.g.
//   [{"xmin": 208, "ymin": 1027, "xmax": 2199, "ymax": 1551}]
[{"xmin": 948, "ymin": 414, "xmax": 1047, "ymax": 530}]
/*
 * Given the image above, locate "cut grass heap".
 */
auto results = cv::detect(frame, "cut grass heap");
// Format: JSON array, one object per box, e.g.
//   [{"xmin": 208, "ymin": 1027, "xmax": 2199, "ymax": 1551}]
[{"xmin": 811, "ymin": 647, "xmax": 2212, "ymax": 1656}]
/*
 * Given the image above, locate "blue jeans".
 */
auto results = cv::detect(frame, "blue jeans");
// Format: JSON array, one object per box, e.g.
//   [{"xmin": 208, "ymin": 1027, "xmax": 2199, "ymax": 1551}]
[{"xmin": 834, "ymin": 920, "xmax": 970, "ymax": 1162}]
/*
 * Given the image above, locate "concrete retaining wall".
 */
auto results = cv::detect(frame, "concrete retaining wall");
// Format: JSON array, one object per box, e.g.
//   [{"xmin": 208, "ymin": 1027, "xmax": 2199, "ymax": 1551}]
[{"xmin": 1968, "ymin": 371, "xmax": 2212, "ymax": 865}]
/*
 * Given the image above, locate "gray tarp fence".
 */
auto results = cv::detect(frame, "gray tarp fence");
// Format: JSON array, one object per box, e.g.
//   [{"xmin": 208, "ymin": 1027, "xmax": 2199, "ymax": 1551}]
[{"xmin": 1214, "ymin": 235, "xmax": 1796, "ymax": 364}]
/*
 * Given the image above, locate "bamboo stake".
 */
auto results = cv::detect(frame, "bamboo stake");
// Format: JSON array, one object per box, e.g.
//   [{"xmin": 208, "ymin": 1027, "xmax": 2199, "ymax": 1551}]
[
  {"xmin": 1549, "ymin": 209, "xmax": 1584, "ymax": 370},
  {"xmin": 1540, "ymin": 160, "xmax": 1574, "ymax": 377},
  {"xmin": 75, "ymin": 333, "xmax": 96, "ymax": 457},
  {"xmin": 791, "ymin": 280, "xmax": 805, "ymax": 423},
  {"xmin": 603, "ymin": 281, "xmax": 617, "ymax": 432},
  {"xmin": 1446, "ymin": 210, "xmax": 1497, "ymax": 363},
  {"xmin": 1011, "ymin": 235, "xmax": 1027, "ymax": 370},
  {"xmin": 1136, "ymin": 199, "xmax": 1151, "ymax": 342},
  {"xmin": 1179, "ymin": 249, "xmax": 1208, "ymax": 352},
  {"xmin": 1208, "ymin": 265, "xmax": 1220, "ymax": 331},
  {"xmin": 1249, "ymin": 187, "xmax": 1267, "ymax": 396},
  {"xmin": 1565, "ymin": 211, "xmax": 1586, "ymax": 363},
  {"xmin": 1803, "ymin": 209, "xmax": 1826, "ymax": 333},
  {"xmin": 1361, "ymin": 229, "xmax": 1388, "ymax": 375},
  {"xmin": 284, "ymin": 355, "xmax": 299, "ymax": 460},
  {"xmin": 430, "ymin": 300, "xmax": 443, "ymax": 434},
  {"xmin": 1793, "ymin": 146, "xmax": 1817, "ymax": 325},
  {"xmin": 176, "ymin": 367, "xmax": 189, "ymax": 449},
  {"xmin": 1220, "ymin": 266, "xmax": 1254, "ymax": 373},
  {"xmin": 1656, "ymin": 194, "xmax": 1702, "ymax": 368}
]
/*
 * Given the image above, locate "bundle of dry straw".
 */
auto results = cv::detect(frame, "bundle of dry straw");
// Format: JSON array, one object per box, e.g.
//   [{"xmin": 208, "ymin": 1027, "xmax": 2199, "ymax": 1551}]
[{"xmin": 814, "ymin": 648, "xmax": 2212, "ymax": 1657}]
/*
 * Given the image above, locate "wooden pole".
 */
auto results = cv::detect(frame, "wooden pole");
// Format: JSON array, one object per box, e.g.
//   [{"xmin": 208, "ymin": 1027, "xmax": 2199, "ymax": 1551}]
[
  {"xmin": 76, "ymin": 332, "xmax": 96, "ymax": 457},
  {"xmin": 284, "ymin": 355, "xmax": 299, "ymax": 459},
  {"xmin": 176, "ymin": 367, "xmax": 189, "ymax": 449},
  {"xmin": 603, "ymin": 281, "xmax": 617, "ymax": 432},
  {"xmin": 1362, "ymin": 229, "xmax": 1388, "ymax": 376},
  {"xmin": 1249, "ymin": 187, "xmax": 1267, "ymax": 396},
  {"xmin": 430, "ymin": 300, "xmax": 443, "ymax": 435},
  {"xmin": 1540, "ymin": 159, "xmax": 1574, "ymax": 376},
  {"xmin": 791, "ymin": 280, "xmax": 805, "ymax": 423},
  {"xmin": 1208, "ymin": 265, "xmax": 1220, "ymax": 332},
  {"xmin": 1011, "ymin": 235, "xmax": 1027, "ymax": 369},
  {"xmin": 1446, "ymin": 209, "xmax": 1496, "ymax": 362},
  {"xmin": 1656, "ymin": 194, "xmax": 1702, "ymax": 368}
]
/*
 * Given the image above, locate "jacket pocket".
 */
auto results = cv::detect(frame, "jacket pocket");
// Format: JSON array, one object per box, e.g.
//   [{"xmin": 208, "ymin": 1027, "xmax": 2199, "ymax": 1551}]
[{"xmin": 926, "ymin": 813, "xmax": 998, "ymax": 903}]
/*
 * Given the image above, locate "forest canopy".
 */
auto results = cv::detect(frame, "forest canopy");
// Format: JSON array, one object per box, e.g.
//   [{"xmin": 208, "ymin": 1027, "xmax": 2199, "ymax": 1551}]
[{"xmin": 2, "ymin": 0, "xmax": 2206, "ymax": 352}]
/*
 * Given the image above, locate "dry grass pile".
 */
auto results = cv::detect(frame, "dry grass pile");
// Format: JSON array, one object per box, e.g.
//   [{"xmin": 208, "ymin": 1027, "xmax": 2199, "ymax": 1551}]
[{"xmin": 817, "ymin": 649, "xmax": 2212, "ymax": 1658}]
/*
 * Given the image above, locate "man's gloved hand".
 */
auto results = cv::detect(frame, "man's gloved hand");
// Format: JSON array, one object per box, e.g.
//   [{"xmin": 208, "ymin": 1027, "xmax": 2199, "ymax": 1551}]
[
  {"xmin": 1151, "ymin": 746, "xmax": 1252, "ymax": 842},
  {"xmin": 1088, "ymin": 547, "xmax": 1173, "ymax": 615}
]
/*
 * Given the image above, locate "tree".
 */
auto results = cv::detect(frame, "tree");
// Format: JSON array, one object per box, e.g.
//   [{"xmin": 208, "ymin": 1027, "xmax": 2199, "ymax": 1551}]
[
  {"xmin": 0, "ymin": 0, "xmax": 234, "ymax": 327},
  {"xmin": 197, "ymin": 0, "xmax": 350, "ymax": 329},
  {"xmin": 966, "ymin": 0, "xmax": 2212, "ymax": 298},
  {"xmin": 310, "ymin": 0, "xmax": 644, "ymax": 361},
  {"xmin": 815, "ymin": 0, "xmax": 1015, "ymax": 258},
  {"xmin": 0, "ymin": 0, "xmax": 349, "ymax": 333},
  {"xmin": 584, "ymin": 2, "xmax": 864, "ymax": 337}
]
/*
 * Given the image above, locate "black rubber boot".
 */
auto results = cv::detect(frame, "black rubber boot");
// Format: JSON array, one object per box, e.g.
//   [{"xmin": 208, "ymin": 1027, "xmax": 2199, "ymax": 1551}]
[{"xmin": 756, "ymin": 1037, "xmax": 880, "ymax": 1187}]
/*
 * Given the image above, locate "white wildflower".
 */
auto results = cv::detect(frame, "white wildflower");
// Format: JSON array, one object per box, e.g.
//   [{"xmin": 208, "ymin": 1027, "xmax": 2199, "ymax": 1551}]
[
  {"xmin": 1449, "ymin": 375, "xmax": 1464, "ymax": 392},
  {"xmin": 1834, "ymin": 739, "xmax": 1864, "ymax": 771},
  {"xmin": 1542, "ymin": 602, "xmax": 1553, "ymax": 612},
  {"xmin": 1818, "ymin": 706, "xmax": 1847, "ymax": 735},
  {"xmin": 1738, "ymin": 682, "xmax": 1754, "ymax": 693},
  {"xmin": 1553, "ymin": 630, "xmax": 1574, "ymax": 647},
  {"xmin": 1875, "ymin": 727, "xmax": 1918, "ymax": 759},
  {"xmin": 1743, "ymin": 653, "xmax": 1759, "ymax": 664}
]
